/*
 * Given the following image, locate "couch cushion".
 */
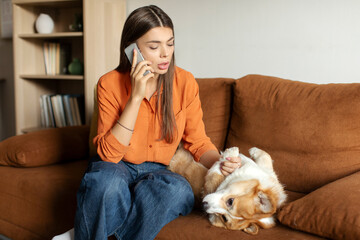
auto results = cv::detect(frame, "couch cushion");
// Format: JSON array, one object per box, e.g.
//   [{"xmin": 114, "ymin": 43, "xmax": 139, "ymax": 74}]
[
  {"xmin": 0, "ymin": 126, "xmax": 89, "ymax": 167},
  {"xmin": 156, "ymin": 209, "xmax": 324, "ymax": 240},
  {"xmin": 226, "ymin": 75, "xmax": 360, "ymax": 193},
  {"xmin": 0, "ymin": 160, "xmax": 88, "ymax": 240},
  {"xmin": 278, "ymin": 171, "xmax": 360, "ymax": 240},
  {"xmin": 197, "ymin": 78, "xmax": 235, "ymax": 151}
]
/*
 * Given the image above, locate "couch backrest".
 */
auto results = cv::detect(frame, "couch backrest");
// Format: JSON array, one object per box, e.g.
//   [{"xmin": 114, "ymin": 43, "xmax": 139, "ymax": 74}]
[
  {"xmin": 197, "ymin": 78, "xmax": 235, "ymax": 151},
  {"xmin": 226, "ymin": 74, "xmax": 360, "ymax": 193}
]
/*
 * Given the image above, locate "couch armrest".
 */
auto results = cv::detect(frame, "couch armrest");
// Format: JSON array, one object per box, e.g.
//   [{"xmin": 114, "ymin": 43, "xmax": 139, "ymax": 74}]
[
  {"xmin": 277, "ymin": 171, "xmax": 360, "ymax": 240},
  {"xmin": 0, "ymin": 126, "xmax": 90, "ymax": 167}
]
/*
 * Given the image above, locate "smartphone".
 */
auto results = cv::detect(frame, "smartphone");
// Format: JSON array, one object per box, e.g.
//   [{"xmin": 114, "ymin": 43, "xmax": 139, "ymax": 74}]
[{"xmin": 125, "ymin": 43, "xmax": 150, "ymax": 76}]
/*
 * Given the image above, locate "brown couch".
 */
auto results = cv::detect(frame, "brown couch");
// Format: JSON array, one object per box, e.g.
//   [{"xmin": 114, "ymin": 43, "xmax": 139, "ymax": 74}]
[{"xmin": 1, "ymin": 74, "xmax": 360, "ymax": 240}]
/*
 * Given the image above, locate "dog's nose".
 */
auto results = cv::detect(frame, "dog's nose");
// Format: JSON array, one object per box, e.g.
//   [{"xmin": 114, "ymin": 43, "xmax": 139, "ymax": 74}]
[{"xmin": 202, "ymin": 201, "xmax": 209, "ymax": 211}]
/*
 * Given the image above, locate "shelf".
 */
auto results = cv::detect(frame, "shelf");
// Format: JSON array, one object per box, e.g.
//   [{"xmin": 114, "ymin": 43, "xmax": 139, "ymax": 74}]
[
  {"xmin": 13, "ymin": 0, "xmax": 126, "ymax": 135},
  {"xmin": 13, "ymin": 0, "xmax": 82, "ymax": 7},
  {"xmin": 22, "ymin": 125, "xmax": 87, "ymax": 134},
  {"xmin": 20, "ymin": 74, "xmax": 84, "ymax": 80},
  {"xmin": 19, "ymin": 32, "xmax": 83, "ymax": 39},
  {"xmin": 22, "ymin": 126, "xmax": 54, "ymax": 133}
]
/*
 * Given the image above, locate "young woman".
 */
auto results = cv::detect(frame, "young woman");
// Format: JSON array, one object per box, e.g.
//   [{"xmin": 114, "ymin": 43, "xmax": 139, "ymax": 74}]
[{"xmin": 74, "ymin": 5, "xmax": 241, "ymax": 240}]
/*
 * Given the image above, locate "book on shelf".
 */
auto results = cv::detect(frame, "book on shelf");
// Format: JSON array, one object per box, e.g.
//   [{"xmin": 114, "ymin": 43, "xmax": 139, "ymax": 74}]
[
  {"xmin": 43, "ymin": 42, "xmax": 71, "ymax": 75},
  {"xmin": 40, "ymin": 94, "xmax": 84, "ymax": 128}
]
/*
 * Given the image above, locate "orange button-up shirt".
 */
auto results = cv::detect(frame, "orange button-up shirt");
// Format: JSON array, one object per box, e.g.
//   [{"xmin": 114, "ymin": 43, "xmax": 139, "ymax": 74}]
[{"xmin": 94, "ymin": 67, "xmax": 217, "ymax": 165}]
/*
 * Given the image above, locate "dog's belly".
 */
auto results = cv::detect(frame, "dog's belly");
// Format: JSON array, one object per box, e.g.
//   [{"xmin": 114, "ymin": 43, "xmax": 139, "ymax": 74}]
[{"xmin": 216, "ymin": 154, "xmax": 276, "ymax": 192}]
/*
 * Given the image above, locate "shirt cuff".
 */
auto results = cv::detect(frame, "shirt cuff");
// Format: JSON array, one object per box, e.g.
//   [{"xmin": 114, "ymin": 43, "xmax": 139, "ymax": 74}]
[{"xmin": 96, "ymin": 130, "xmax": 130, "ymax": 163}]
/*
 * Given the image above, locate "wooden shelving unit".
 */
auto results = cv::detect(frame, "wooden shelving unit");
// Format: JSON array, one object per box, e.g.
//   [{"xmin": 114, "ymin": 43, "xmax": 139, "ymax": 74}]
[
  {"xmin": 19, "ymin": 32, "xmax": 83, "ymax": 38},
  {"xmin": 20, "ymin": 74, "xmax": 83, "ymax": 80},
  {"xmin": 12, "ymin": 0, "xmax": 126, "ymax": 134}
]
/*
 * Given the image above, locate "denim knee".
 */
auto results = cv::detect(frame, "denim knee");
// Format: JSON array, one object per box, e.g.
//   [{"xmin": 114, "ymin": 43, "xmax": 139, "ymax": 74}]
[
  {"xmin": 81, "ymin": 161, "xmax": 131, "ymax": 203},
  {"xmin": 160, "ymin": 171, "xmax": 195, "ymax": 214},
  {"xmin": 75, "ymin": 161, "xmax": 132, "ymax": 239}
]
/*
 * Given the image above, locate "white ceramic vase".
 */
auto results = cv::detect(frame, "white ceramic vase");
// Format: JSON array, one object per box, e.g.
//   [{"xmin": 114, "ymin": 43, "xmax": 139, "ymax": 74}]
[{"xmin": 35, "ymin": 13, "xmax": 54, "ymax": 34}]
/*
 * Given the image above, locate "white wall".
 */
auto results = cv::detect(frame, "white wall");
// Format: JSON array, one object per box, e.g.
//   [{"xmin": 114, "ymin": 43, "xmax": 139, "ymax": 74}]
[{"xmin": 127, "ymin": 0, "xmax": 360, "ymax": 84}]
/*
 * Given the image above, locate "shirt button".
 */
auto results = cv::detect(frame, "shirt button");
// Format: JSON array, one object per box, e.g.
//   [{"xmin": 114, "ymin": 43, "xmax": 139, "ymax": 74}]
[{"xmin": 149, "ymin": 145, "xmax": 152, "ymax": 148}]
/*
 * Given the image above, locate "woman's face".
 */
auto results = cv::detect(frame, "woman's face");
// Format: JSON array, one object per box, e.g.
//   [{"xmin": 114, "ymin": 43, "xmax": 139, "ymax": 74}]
[{"xmin": 136, "ymin": 27, "xmax": 174, "ymax": 76}]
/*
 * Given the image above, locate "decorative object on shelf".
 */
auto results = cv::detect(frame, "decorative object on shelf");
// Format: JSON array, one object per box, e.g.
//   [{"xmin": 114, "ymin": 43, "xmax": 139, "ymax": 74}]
[
  {"xmin": 69, "ymin": 13, "xmax": 83, "ymax": 31},
  {"xmin": 35, "ymin": 13, "xmax": 54, "ymax": 34},
  {"xmin": 68, "ymin": 58, "xmax": 83, "ymax": 75}
]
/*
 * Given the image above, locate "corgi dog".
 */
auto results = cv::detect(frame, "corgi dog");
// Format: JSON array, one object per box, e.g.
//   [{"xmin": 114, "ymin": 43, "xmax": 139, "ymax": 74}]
[{"xmin": 168, "ymin": 147, "xmax": 287, "ymax": 235}]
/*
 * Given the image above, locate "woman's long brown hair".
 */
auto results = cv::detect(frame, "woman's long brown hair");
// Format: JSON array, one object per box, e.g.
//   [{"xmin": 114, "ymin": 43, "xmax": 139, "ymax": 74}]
[{"xmin": 117, "ymin": 5, "xmax": 177, "ymax": 143}]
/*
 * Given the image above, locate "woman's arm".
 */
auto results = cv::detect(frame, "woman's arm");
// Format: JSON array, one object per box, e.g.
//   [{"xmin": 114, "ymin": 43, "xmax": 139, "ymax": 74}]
[
  {"xmin": 110, "ymin": 97, "xmax": 142, "ymax": 145},
  {"xmin": 179, "ymin": 71, "xmax": 241, "ymax": 176},
  {"xmin": 199, "ymin": 150, "xmax": 220, "ymax": 169},
  {"xmin": 111, "ymin": 49, "xmax": 154, "ymax": 146}
]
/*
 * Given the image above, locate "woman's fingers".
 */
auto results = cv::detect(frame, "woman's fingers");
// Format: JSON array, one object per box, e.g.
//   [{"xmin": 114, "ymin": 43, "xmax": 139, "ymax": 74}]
[
  {"xmin": 220, "ymin": 165, "xmax": 232, "ymax": 176},
  {"xmin": 130, "ymin": 60, "xmax": 154, "ymax": 99},
  {"xmin": 220, "ymin": 156, "xmax": 242, "ymax": 176},
  {"xmin": 132, "ymin": 60, "xmax": 153, "ymax": 78},
  {"xmin": 138, "ymin": 63, "xmax": 154, "ymax": 77},
  {"xmin": 227, "ymin": 156, "xmax": 241, "ymax": 167},
  {"xmin": 131, "ymin": 48, "xmax": 137, "ymax": 71}
]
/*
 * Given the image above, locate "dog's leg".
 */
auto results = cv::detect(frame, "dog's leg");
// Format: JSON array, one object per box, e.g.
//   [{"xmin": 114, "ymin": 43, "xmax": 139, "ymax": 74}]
[
  {"xmin": 203, "ymin": 147, "xmax": 239, "ymax": 196},
  {"xmin": 168, "ymin": 147, "xmax": 208, "ymax": 203},
  {"xmin": 203, "ymin": 163, "xmax": 225, "ymax": 196},
  {"xmin": 249, "ymin": 147, "xmax": 273, "ymax": 171}
]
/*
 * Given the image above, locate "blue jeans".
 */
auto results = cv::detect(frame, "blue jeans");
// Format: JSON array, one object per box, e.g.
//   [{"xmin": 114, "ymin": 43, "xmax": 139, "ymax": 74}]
[{"xmin": 74, "ymin": 155, "xmax": 194, "ymax": 240}]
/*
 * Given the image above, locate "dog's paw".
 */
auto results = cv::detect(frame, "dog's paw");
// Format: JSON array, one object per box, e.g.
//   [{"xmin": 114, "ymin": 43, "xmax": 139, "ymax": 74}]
[
  {"xmin": 249, "ymin": 147, "xmax": 263, "ymax": 160},
  {"xmin": 220, "ymin": 147, "xmax": 239, "ymax": 161},
  {"xmin": 249, "ymin": 147, "xmax": 274, "ymax": 170}
]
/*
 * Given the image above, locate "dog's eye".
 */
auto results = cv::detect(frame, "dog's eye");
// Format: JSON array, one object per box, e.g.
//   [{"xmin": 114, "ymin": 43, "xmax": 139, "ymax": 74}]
[
  {"xmin": 226, "ymin": 198, "xmax": 234, "ymax": 207},
  {"xmin": 221, "ymin": 215, "xmax": 228, "ymax": 223}
]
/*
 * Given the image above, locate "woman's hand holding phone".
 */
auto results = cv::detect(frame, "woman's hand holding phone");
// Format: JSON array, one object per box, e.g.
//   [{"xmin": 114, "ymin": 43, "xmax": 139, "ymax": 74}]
[
  {"xmin": 129, "ymin": 49, "xmax": 154, "ymax": 102},
  {"xmin": 112, "ymin": 48, "xmax": 154, "ymax": 145}
]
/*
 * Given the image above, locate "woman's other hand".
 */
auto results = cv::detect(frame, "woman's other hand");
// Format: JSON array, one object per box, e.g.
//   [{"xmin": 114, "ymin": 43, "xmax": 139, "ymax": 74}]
[{"xmin": 220, "ymin": 156, "xmax": 242, "ymax": 176}]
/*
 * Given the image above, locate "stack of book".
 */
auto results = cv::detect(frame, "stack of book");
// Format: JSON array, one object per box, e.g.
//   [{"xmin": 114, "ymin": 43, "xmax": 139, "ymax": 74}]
[
  {"xmin": 43, "ymin": 42, "xmax": 70, "ymax": 75},
  {"xmin": 40, "ymin": 94, "xmax": 84, "ymax": 128}
]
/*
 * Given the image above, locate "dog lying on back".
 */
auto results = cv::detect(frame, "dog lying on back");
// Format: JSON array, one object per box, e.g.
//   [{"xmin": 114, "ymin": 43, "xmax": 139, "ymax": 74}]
[{"xmin": 168, "ymin": 147, "xmax": 287, "ymax": 235}]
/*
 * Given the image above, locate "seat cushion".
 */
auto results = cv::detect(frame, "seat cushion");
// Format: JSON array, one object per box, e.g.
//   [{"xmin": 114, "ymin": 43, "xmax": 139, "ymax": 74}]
[
  {"xmin": 226, "ymin": 74, "xmax": 360, "ymax": 193},
  {"xmin": 156, "ymin": 209, "xmax": 324, "ymax": 240},
  {"xmin": 0, "ymin": 160, "xmax": 88, "ymax": 240}
]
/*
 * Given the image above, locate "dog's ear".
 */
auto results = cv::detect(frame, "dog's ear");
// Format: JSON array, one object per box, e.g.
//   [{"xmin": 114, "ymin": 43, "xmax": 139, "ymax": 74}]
[
  {"xmin": 243, "ymin": 223, "xmax": 259, "ymax": 235},
  {"xmin": 257, "ymin": 190, "xmax": 275, "ymax": 213}
]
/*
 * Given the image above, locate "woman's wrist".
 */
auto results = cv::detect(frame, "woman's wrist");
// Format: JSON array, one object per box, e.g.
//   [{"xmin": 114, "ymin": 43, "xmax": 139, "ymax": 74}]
[
  {"xmin": 116, "ymin": 120, "xmax": 134, "ymax": 133},
  {"xmin": 199, "ymin": 150, "xmax": 221, "ymax": 169},
  {"xmin": 129, "ymin": 95, "xmax": 143, "ymax": 105}
]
